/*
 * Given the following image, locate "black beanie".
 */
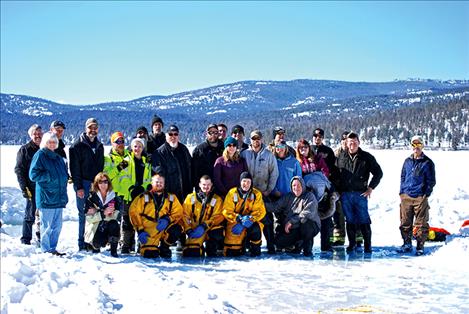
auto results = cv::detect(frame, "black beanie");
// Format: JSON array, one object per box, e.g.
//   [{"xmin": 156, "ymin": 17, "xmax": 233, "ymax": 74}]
[
  {"xmin": 239, "ymin": 171, "xmax": 252, "ymax": 182},
  {"xmin": 151, "ymin": 115, "xmax": 164, "ymax": 127}
]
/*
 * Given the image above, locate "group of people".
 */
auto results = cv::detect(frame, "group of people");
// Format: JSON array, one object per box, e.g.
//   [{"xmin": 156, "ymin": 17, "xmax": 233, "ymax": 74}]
[{"xmin": 15, "ymin": 114, "xmax": 436, "ymax": 258}]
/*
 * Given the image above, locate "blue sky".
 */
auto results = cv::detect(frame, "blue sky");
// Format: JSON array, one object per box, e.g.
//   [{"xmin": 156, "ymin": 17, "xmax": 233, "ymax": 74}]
[{"xmin": 1, "ymin": 1, "xmax": 468, "ymax": 104}]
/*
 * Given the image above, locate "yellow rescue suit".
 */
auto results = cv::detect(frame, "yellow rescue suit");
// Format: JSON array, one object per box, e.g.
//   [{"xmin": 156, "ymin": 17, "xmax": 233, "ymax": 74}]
[
  {"xmin": 129, "ymin": 191, "xmax": 183, "ymax": 256},
  {"xmin": 222, "ymin": 187, "xmax": 266, "ymax": 255},
  {"xmin": 182, "ymin": 191, "xmax": 225, "ymax": 255}
]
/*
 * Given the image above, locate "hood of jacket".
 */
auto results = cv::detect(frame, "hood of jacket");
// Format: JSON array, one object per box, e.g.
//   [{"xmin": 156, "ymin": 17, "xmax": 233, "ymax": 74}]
[{"xmin": 290, "ymin": 175, "xmax": 306, "ymax": 196}]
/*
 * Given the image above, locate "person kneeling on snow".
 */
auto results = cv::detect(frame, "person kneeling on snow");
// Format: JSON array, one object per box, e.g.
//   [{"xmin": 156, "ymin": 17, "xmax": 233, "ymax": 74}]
[
  {"xmin": 182, "ymin": 175, "xmax": 225, "ymax": 257},
  {"xmin": 266, "ymin": 176, "xmax": 321, "ymax": 257},
  {"xmin": 222, "ymin": 172, "xmax": 266, "ymax": 257},
  {"xmin": 84, "ymin": 172, "xmax": 122, "ymax": 257},
  {"xmin": 129, "ymin": 173, "xmax": 183, "ymax": 258}
]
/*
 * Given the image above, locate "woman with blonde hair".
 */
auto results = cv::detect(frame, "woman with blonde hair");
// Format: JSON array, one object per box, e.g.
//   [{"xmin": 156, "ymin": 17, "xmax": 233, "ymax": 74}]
[
  {"xmin": 213, "ymin": 136, "xmax": 248, "ymax": 197},
  {"xmin": 85, "ymin": 172, "xmax": 123, "ymax": 257}
]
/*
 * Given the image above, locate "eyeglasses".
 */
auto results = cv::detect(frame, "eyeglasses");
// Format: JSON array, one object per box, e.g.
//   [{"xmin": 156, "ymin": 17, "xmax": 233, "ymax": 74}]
[
  {"xmin": 87, "ymin": 126, "xmax": 98, "ymax": 131},
  {"xmin": 411, "ymin": 142, "xmax": 423, "ymax": 148},
  {"xmin": 168, "ymin": 132, "xmax": 179, "ymax": 137},
  {"xmin": 98, "ymin": 180, "xmax": 109, "ymax": 184},
  {"xmin": 227, "ymin": 144, "xmax": 236, "ymax": 147},
  {"xmin": 114, "ymin": 139, "xmax": 124, "ymax": 145},
  {"xmin": 208, "ymin": 131, "xmax": 219, "ymax": 135}
]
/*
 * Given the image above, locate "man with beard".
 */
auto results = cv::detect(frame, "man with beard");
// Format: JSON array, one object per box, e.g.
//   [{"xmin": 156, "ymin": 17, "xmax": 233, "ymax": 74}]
[
  {"xmin": 69, "ymin": 118, "xmax": 104, "ymax": 251},
  {"xmin": 151, "ymin": 125, "xmax": 192, "ymax": 203},
  {"xmin": 182, "ymin": 175, "xmax": 225, "ymax": 257},
  {"xmin": 15, "ymin": 124, "xmax": 43, "ymax": 245},
  {"xmin": 129, "ymin": 173, "xmax": 184, "ymax": 258},
  {"xmin": 191, "ymin": 124, "xmax": 224, "ymax": 189},
  {"xmin": 147, "ymin": 115, "xmax": 165, "ymax": 154}
]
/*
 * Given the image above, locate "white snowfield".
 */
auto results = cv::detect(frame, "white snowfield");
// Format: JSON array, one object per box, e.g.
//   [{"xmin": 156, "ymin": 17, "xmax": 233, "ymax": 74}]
[{"xmin": 1, "ymin": 146, "xmax": 468, "ymax": 313}]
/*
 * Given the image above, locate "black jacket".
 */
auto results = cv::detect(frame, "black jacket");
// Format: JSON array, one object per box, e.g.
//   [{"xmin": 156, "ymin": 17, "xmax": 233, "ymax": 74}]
[
  {"xmin": 69, "ymin": 133, "xmax": 104, "ymax": 190},
  {"xmin": 335, "ymin": 148, "xmax": 383, "ymax": 193},
  {"xmin": 15, "ymin": 140, "xmax": 40, "ymax": 193},
  {"xmin": 191, "ymin": 140, "xmax": 224, "ymax": 187},
  {"xmin": 151, "ymin": 142, "xmax": 192, "ymax": 202},
  {"xmin": 55, "ymin": 139, "xmax": 67, "ymax": 159},
  {"xmin": 147, "ymin": 132, "xmax": 165, "ymax": 155}
]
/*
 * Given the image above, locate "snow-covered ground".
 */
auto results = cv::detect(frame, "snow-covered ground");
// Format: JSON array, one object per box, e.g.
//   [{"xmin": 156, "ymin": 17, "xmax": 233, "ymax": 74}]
[{"xmin": 1, "ymin": 145, "xmax": 468, "ymax": 313}]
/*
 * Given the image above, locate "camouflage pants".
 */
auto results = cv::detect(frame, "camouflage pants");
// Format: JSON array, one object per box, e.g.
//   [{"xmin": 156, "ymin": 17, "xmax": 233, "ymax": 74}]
[{"xmin": 399, "ymin": 194, "xmax": 430, "ymax": 243}]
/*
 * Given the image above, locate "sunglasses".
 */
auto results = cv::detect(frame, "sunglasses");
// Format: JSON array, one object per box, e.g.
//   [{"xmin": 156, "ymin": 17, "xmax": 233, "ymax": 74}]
[
  {"xmin": 411, "ymin": 142, "xmax": 423, "ymax": 148},
  {"xmin": 208, "ymin": 131, "xmax": 219, "ymax": 135},
  {"xmin": 168, "ymin": 132, "xmax": 179, "ymax": 137},
  {"xmin": 251, "ymin": 137, "xmax": 261, "ymax": 141},
  {"xmin": 114, "ymin": 139, "xmax": 124, "ymax": 145},
  {"xmin": 313, "ymin": 134, "xmax": 323, "ymax": 138},
  {"xmin": 227, "ymin": 144, "xmax": 237, "ymax": 147},
  {"xmin": 98, "ymin": 180, "xmax": 109, "ymax": 184},
  {"xmin": 276, "ymin": 145, "xmax": 286, "ymax": 149}
]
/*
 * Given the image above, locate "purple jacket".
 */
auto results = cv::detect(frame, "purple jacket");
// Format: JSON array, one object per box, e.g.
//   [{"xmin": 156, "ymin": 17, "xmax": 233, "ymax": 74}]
[{"xmin": 213, "ymin": 156, "xmax": 248, "ymax": 197}]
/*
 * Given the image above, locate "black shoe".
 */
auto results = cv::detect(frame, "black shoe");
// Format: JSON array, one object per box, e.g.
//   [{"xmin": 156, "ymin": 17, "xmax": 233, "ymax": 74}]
[
  {"xmin": 303, "ymin": 250, "xmax": 313, "ymax": 257},
  {"xmin": 51, "ymin": 251, "xmax": 66, "ymax": 256},
  {"xmin": 159, "ymin": 244, "xmax": 172, "ymax": 258},
  {"xmin": 121, "ymin": 247, "xmax": 130, "ymax": 254},
  {"xmin": 21, "ymin": 240, "xmax": 31, "ymax": 245},
  {"xmin": 111, "ymin": 251, "xmax": 119, "ymax": 258},
  {"xmin": 346, "ymin": 244, "xmax": 356, "ymax": 254}
]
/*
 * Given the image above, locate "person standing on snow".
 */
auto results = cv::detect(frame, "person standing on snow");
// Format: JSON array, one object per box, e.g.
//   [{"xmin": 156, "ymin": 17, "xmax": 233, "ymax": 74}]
[
  {"xmin": 69, "ymin": 118, "xmax": 105, "ymax": 251},
  {"xmin": 15, "ymin": 124, "xmax": 43, "ymax": 245},
  {"xmin": 335, "ymin": 132, "xmax": 383, "ymax": 254},
  {"xmin": 29, "ymin": 132, "xmax": 68, "ymax": 256},
  {"xmin": 398, "ymin": 135, "xmax": 436, "ymax": 256}
]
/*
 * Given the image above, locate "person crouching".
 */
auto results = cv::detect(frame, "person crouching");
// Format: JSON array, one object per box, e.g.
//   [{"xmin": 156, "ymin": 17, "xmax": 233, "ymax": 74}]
[
  {"xmin": 266, "ymin": 176, "xmax": 321, "ymax": 257},
  {"xmin": 182, "ymin": 175, "xmax": 225, "ymax": 257},
  {"xmin": 84, "ymin": 172, "xmax": 122, "ymax": 257},
  {"xmin": 129, "ymin": 173, "xmax": 183, "ymax": 258},
  {"xmin": 222, "ymin": 172, "xmax": 266, "ymax": 257}
]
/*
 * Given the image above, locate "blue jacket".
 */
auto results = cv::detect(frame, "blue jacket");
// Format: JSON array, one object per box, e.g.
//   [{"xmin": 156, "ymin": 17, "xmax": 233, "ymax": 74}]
[
  {"xmin": 400, "ymin": 153, "xmax": 436, "ymax": 198},
  {"xmin": 272, "ymin": 155, "xmax": 302, "ymax": 196},
  {"xmin": 29, "ymin": 148, "xmax": 69, "ymax": 209}
]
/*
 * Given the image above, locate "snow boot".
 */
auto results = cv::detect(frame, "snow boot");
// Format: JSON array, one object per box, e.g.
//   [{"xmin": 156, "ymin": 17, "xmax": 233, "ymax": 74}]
[
  {"xmin": 110, "ymin": 236, "xmax": 119, "ymax": 257},
  {"xmin": 346, "ymin": 223, "xmax": 357, "ymax": 253},
  {"xmin": 250, "ymin": 243, "xmax": 261, "ymax": 257},
  {"xmin": 360, "ymin": 224, "xmax": 372, "ymax": 253}
]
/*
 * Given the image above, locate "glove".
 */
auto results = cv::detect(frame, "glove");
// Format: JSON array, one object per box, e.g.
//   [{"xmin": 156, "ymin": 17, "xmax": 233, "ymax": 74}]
[
  {"xmin": 156, "ymin": 216, "xmax": 170, "ymax": 232},
  {"xmin": 130, "ymin": 185, "xmax": 145, "ymax": 200},
  {"xmin": 231, "ymin": 223, "xmax": 245, "ymax": 235},
  {"xmin": 187, "ymin": 224, "xmax": 206, "ymax": 239},
  {"xmin": 138, "ymin": 231, "xmax": 149, "ymax": 244},
  {"xmin": 22, "ymin": 187, "xmax": 32, "ymax": 200},
  {"xmin": 117, "ymin": 160, "xmax": 129, "ymax": 171},
  {"xmin": 241, "ymin": 216, "xmax": 254, "ymax": 228}
]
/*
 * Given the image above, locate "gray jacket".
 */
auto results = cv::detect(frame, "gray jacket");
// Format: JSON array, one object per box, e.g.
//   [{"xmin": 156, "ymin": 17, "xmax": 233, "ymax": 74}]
[
  {"xmin": 241, "ymin": 144, "xmax": 279, "ymax": 195},
  {"xmin": 266, "ymin": 176, "xmax": 321, "ymax": 230}
]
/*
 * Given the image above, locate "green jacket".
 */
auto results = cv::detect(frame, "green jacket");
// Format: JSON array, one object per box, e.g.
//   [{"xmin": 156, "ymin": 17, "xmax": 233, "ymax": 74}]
[
  {"xmin": 118, "ymin": 153, "xmax": 152, "ymax": 202},
  {"xmin": 104, "ymin": 148, "xmax": 131, "ymax": 197}
]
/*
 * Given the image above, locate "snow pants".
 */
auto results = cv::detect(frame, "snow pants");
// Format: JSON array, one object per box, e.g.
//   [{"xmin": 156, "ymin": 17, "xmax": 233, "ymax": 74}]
[{"xmin": 400, "ymin": 194, "xmax": 430, "ymax": 244}]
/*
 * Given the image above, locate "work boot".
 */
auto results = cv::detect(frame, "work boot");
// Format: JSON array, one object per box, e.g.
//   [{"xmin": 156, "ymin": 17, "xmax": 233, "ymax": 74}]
[
  {"xmin": 416, "ymin": 241, "xmax": 424, "ymax": 256},
  {"xmin": 345, "ymin": 223, "xmax": 357, "ymax": 253},
  {"xmin": 110, "ymin": 236, "xmax": 119, "ymax": 257},
  {"xmin": 250, "ymin": 243, "xmax": 261, "ymax": 257}
]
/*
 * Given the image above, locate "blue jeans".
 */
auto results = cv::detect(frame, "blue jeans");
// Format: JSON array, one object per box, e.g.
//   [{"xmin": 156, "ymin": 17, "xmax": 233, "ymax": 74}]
[
  {"xmin": 39, "ymin": 208, "xmax": 63, "ymax": 253},
  {"xmin": 75, "ymin": 180, "xmax": 91, "ymax": 250},
  {"xmin": 340, "ymin": 192, "xmax": 371, "ymax": 224},
  {"xmin": 21, "ymin": 196, "xmax": 36, "ymax": 244}
]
